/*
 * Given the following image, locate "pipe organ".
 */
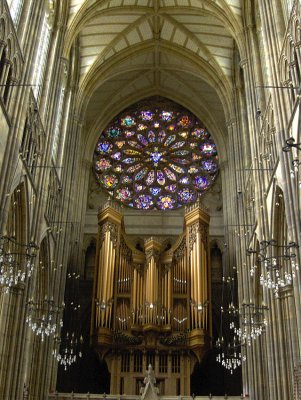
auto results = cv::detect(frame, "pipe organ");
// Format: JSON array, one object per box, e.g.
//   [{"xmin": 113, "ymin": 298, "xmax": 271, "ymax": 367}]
[{"xmin": 92, "ymin": 201, "xmax": 211, "ymax": 395}]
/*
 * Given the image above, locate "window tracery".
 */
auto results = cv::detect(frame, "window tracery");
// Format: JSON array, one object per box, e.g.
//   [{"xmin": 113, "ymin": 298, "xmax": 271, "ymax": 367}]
[{"xmin": 94, "ymin": 99, "xmax": 219, "ymax": 210}]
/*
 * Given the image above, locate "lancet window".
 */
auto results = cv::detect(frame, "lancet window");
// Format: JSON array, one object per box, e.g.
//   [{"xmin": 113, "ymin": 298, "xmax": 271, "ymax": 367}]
[
  {"xmin": 32, "ymin": 2, "xmax": 54, "ymax": 101},
  {"xmin": 7, "ymin": 0, "xmax": 24, "ymax": 25}
]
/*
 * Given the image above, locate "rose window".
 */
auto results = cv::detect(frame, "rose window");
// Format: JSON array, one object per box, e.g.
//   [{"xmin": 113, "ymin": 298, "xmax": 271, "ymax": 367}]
[{"xmin": 93, "ymin": 99, "xmax": 218, "ymax": 210}]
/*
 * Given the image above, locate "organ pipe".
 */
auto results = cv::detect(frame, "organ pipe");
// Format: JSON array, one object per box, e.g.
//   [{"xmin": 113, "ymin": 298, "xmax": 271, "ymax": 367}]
[{"xmin": 93, "ymin": 201, "xmax": 210, "ymax": 362}]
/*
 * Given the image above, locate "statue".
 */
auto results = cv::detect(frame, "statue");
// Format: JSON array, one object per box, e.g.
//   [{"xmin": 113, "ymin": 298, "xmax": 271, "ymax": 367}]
[{"xmin": 140, "ymin": 364, "xmax": 159, "ymax": 400}]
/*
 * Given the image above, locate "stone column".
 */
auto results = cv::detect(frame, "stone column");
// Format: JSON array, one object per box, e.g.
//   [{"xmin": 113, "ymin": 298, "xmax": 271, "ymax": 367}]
[{"xmin": 0, "ymin": 283, "xmax": 28, "ymax": 399}]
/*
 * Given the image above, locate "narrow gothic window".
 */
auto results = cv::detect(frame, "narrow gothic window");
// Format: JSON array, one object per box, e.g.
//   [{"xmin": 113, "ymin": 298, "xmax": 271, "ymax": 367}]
[
  {"xmin": 8, "ymin": 0, "xmax": 24, "ymax": 25},
  {"xmin": 52, "ymin": 87, "xmax": 65, "ymax": 162},
  {"xmin": 32, "ymin": 15, "xmax": 51, "ymax": 100}
]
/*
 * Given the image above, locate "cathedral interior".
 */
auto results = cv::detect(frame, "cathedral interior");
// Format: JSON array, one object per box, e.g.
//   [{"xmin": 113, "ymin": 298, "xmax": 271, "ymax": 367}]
[{"xmin": 0, "ymin": 0, "xmax": 301, "ymax": 399}]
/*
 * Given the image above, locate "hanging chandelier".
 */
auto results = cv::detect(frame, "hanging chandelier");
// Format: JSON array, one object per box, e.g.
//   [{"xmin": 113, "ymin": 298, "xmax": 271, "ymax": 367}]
[
  {"xmin": 216, "ymin": 335, "xmax": 245, "ymax": 374},
  {"xmin": 216, "ymin": 272, "xmax": 246, "ymax": 374},
  {"xmin": 52, "ymin": 332, "xmax": 83, "ymax": 370},
  {"xmin": 216, "ymin": 304, "xmax": 246, "ymax": 374},
  {"xmin": 26, "ymin": 297, "xmax": 64, "ymax": 341},
  {"xmin": 247, "ymin": 240, "xmax": 299, "ymax": 297},
  {"xmin": 229, "ymin": 302, "xmax": 268, "ymax": 346},
  {"xmin": 0, "ymin": 236, "xmax": 38, "ymax": 292}
]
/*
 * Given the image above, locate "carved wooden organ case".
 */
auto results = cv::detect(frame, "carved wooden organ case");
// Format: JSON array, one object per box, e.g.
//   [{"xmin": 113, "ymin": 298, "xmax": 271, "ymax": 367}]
[{"xmin": 91, "ymin": 201, "xmax": 211, "ymax": 395}]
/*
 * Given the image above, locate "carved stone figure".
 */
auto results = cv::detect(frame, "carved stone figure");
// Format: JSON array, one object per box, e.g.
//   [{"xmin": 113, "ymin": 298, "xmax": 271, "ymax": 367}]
[{"xmin": 140, "ymin": 364, "xmax": 159, "ymax": 400}]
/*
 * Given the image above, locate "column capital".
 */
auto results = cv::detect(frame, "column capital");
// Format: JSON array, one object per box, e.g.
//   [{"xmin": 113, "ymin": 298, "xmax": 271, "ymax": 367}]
[
  {"xmin": 239, "ymin": 58, "xmax": 248, "ymax": 68},
  {"xmin": 227, "ymin": 117, "xmax": 237, "ymax": 128}
]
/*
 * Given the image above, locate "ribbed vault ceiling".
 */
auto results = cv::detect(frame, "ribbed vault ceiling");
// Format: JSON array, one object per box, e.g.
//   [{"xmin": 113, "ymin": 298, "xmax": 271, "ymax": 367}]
[{"xmin": 65, "ymin": 0, "xmax": 244, "ymax": 157}]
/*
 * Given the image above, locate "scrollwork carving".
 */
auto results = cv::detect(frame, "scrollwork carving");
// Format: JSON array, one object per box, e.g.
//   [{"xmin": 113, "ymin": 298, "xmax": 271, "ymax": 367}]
[
  {"xmin": 161, "ymin": 263, "xmax": 172, "ymax": 274},
  {"xmin": 188, "ymin": 222, "xmax": 208, "ymax": 251},
  {"xmin": 174, "ymin": 238, "xmax": 186, "ymax": 261},
  {"xmin": 99, "ymin": 221, "xmax": 118, "ymax": 249},
  {"xmin": 120, "ymin": 237, "xmax": 132, "ymax": 262},
  {"xmin": 133, "ymin": 263, "xmax": 143, "ymax": 273},
  {"xmin": 145, "ymin": 249, "xmax": 160, "ymax": 264}
]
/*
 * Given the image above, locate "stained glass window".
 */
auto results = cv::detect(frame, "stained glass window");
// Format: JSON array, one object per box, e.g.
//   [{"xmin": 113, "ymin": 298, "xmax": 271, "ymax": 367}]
[{"xmin": 94, "ymin": 98, "xmax": 218, "ymax": 210}]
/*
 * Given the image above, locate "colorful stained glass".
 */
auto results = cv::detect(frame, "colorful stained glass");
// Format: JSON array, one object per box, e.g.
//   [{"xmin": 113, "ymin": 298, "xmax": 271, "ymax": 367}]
[
  {"xmin": 179, "ymin": 131, "xmax": 188, "ymax": 138},
  {"xmin": 141, "ymin": 111, "xmax": 153, "ymax": 121},
  {"xmin": 178, "ymin": 116, "xmax": 190, "ymax": 127},
  {"xmin": 123, "ymin": 158, "xmax": 137, "ymax": 164},
  {"xmin": 121, "ymin": 115, "xmax": 136, "ymax": 127},
  {"xmin": 116, "ymin": 187, "xmax": 132, "ymax": 200},
  {"xmin": 135, "ymin": 184, "xmax": 146, "ymax": 192},
  {"xmin": 123, "ymin": 149, "xmax": 140, "ymax": 156},
  {"xmin": 194, "ymin": 176, "xmax": 209, "ymax": 190},
  {"xmin": 164, "ymin": 168, "xmax": 176, "ymax": 181},
  {"xmin": 157, "ymin": 195, "xmax": 176, "ymax": 210},
  {"xmin": 192, "ymin": 128, "xmax": 207, "ymax": 138},
  {"xmin": 94, "ymin": 99, "xmax": 218, "ymax": 210},
  {"xmin": 150, "ymin": 187, "xmax": 161, "ymax": 196},
  {"xmin": 135, "ymin": 167, "xmax": 148, "ymax": 181},
  {"xmin": 124, "ymin": 130, "xmax": 135, "ymax": 138},
  {"xmin": 95, "ymin": 159, "xmax": 111, "ymax": 171},
  {"xmin": 160, "ymin": 111, "xmax": 173, "ymax": 121},
  {"xmin": 121, "ymin": 175, "xmax": 133, "ymax": 184},
  {"xmin": 178, "ymin": 188, "xmax": 196, "ymax": 203},
  {"xmin": 174, "ymin": 150, "xmax": 190, "ymax": 156},
  {"xmin": 188, "ymin": 166, "xmax": 199, "ymax": 174},
  {"xmin": 137, "ymin": 134, "xmax": 148, "ymax": 146},
  {"xmin": 149, "ymin": 149, "xmax": 164, "ymax": 166},
  {"xmin": 165, "ymin": 184, "xmax": 177, "ymax": 193},
  {"xmin": 138, "ymin": 124, "xmax": 148, "ymax": 131},
  {"xmin": 127, "ymin": 164, "xmax": 142, "ymax": 173},
  {"xmin": 128, "ymin": 140, "xmax": 142, "ymax": 149},
  {"xmin": 201, "ymin": 160, "xmax": 217, "ymax": 172},
  {"xmin": 148, "ymin": 131, "xmax": 156, "ymax": 142},
  {"xmin": 146, "ymin": 171, "xmax": 155, "ymax": 185},
  {"xmin": 200, "ymin": 142, "xmax": 217, "ymax": 155},
  {"xmin": 170, "ymin": 164, "xmax": 185, "ymax": 173},
  {"xmin": 173, "ymin": 158, "xmax": 190, "ymax": 165},
  {"xmin": 134, "ymin": 194, "xmax": 154, "ymax": 209},
  {"xmin": 97, "ymin": 142, "xmax": 112, "ymax": 154},
  {"xmin": 158, "ymin": 131, "xmax": 166, "ymax": 142},
  {"xmin": 164, "ymin": 134, "xmax": 176, "ymax": 147},
  {"xmin": 112, "ymin": 152, "xmax": 121, "ymax": 160},
  {"xmin": 101, "ymin": 174, "xmax": 118, "ymax": 189},
  {"xmin": 116, "ymin": 141, "xmax": 125, "ymax": 149},
  {"xmin": 171, "ymin": 141, "xmax": 185, "ymax": 149},
  {"xmin": 192, "ymin": 153, "xmax": 202, "ymax": 161},
  {"xmin": 106, "ymin": 127, "xmax": 121, "ymax": 138},
  {"xmin": 179, "ymin": 176, "xmax": 190, "ymax": 184},
  {"xmin": 157, "ymin": 171, "xmax": 165, "ymax": 186},
  {"xmin": 114, "ymin": 165, "xmax": 122, "ymax": 173}
]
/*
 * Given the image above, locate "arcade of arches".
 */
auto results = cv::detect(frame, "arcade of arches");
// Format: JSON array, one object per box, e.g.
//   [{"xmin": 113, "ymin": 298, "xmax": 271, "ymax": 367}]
[{"xmin": 0, "ymin": 0, "xmax": 301, "ymax": 399}]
